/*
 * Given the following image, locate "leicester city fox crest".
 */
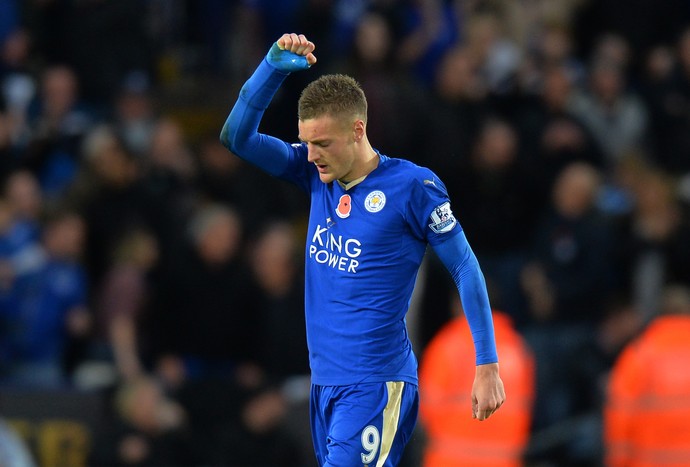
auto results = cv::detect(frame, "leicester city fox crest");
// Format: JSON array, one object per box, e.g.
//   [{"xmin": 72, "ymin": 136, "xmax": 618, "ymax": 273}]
[{"xmin": 364, "ymin": 190, "xmax": 386, "ymax": 213}]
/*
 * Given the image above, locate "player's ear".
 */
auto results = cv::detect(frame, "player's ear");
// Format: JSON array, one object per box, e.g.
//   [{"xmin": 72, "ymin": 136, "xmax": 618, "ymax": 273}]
[{"xmin": 353, "ymin": 119, "xmax": 365, "ymax": 142}]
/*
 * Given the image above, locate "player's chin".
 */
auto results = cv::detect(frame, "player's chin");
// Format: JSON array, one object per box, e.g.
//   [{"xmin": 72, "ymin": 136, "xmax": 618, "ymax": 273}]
[{"xmin": 318, "ymin": 172, "xmax": 336, "ymax": 184}]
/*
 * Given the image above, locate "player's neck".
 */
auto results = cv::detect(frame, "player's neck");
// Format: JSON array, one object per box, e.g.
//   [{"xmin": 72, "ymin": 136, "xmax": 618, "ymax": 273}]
[{"xmin": 341, "ymin": 140, "xmax": 378, "ymax": 184}]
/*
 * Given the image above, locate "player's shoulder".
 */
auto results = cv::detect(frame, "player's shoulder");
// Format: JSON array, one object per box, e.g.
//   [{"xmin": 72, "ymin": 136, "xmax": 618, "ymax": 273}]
[{"xmin": 380, "ymin": 155, "xmax": 440, "ymax": 186}]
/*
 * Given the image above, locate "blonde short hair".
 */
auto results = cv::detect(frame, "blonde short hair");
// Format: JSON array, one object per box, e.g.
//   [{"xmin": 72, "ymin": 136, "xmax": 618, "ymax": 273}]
[{"xmin": 298, "ymin": 74, "xmax": 367, "ymax": 124}]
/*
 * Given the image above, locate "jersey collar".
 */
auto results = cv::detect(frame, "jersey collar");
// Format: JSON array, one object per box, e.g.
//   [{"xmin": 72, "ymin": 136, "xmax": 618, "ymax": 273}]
[
  {"xmin": 336, "ymin": 150, "xmax": 383, "ymax": 191},
  {"xmin": 337, "ymin": 174, "xmax": 368, "ymax": 191}
]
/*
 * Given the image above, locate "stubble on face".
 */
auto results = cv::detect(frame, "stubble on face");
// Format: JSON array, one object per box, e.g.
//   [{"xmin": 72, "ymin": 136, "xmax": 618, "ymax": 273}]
[{"xmin": 298, "ymin": 115, "xmax": 356, "ymax": 184}]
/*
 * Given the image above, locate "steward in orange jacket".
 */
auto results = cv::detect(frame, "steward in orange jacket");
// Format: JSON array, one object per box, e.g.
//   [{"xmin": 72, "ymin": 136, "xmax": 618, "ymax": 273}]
[
  {"xmin": 605, "ymin": 285, "xmax": 690, "ymax": 467},
  {"xmin": 419, "ymin": 310, "xmax": 535, "ymax": 467}
]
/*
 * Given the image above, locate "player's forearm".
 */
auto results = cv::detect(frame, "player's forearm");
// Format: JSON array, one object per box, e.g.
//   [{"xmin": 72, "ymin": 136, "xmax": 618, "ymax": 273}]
[
  {"xmin": 455, "ymin": 254, "xmax": 498, "ymax": 365},
  {"xmin": 433, "ymin": 232, "xmax": 498, "ymax": 365},
  {"xmin": 220, "ymin": 58, "xmax": 291, "ymax": 176}
]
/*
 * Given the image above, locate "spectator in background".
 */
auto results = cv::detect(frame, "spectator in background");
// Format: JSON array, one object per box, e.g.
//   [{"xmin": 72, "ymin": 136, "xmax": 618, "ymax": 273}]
[
  {"xmin": 638, "ymin": 44, "xmax": 677, "ymax": 170},
  {"xmin": 197, "ymin": 220, "xmax": 316, "ymax": 467},
  {"xmin": 152, "ymin": 203, "xmax": 260, "ymax": 389},
  {"xmin": 0, "ymin": 171, "xmax": 43, "ymax": 281},
  {"xmin": 492, "ymin": 0, "xmax": 585, "ymax": 55},
  {"xmin": 645, "ymin": 27, "xmax": 690, "ymax": 173},
  {"xmin": 195, "ymin": 134, "xmax": 305, "ymax": 228},
  {"xmin": 146, "ymin": 118, "xmax": 196, "ymax": 182},
  {"xmin": 23, "ymin": 65, "xmax": 95, "ymax": 197},
  {"xmin": 518, "ymin": 22, "xmax": 585, "ymax": 94},
  {"xmin": 449, "ymin": 118, "xmax": 539, "ymax": 325},
  {"xmin": 617, "ymin": 168, "xmax": 690, "ymax": 322},
  {"xmin": 0, "ymin": 210, "xmax": 90, "ymax": 388},
  {"xmin": 0, "ymin": 173, "xmax": 46, "ymax": 349},
  {"xmin": 246, "ymin": 221, "xmax": 314, "ymax": 465},
  {"xmin": 0, "ymin": 198, "xmax": 16, "ymax": 280},
  {"xmin": 63, "ymin": 116, "xmax": 188, "ymax": 284},
  {"xmin": 517, "ymin": 64, "xmax": 604, "ymax": 201},
  {"xmin": 569, "ymin": 57, "xmax": 648, "ymax": 170},
  {"xmin": 464, "ymin": 13, "xmax": 522, "ymax": 96},
  {"xmin": 520, "ymin": 162, "xmax": 616, "ymax": 463},
  {"xmin": 0, "ymin": 106, "xmax": 13, "ymax": 179},
  {"xmin": 68, "ymin": 125, "xmax": 151, "ymax": 285},
  {"xmin": 0, "ymin": 199, "xmax": 17, "ymax": 381},
  {"xmin": 139, "ymin": 118, "xmax": 197, "ymax": 264},
  {"xmin": 419, "ymin": 289, "xmax": 535, "ymax": 467},
  {"xmin": 590, "ymin": 33, "xmax": 632, "ymax": 72},
  {"xmin": 522, "ymin": 163, "xmax": 616, "ymax": 325},
  {"xmin": 151, "ymin": 204, "xmax": 308, "ymax": 465},
  {"xmin": 90, "ymin": 375, "xmax": 191, "ymax": 467},
  {"xmin": 5, "ymin": 170, "xmax": 42, "ymax": 234},
  {"xmin": 604, "ymin": 284, "xmax": 690, "ymax": 467},
  {"xmin": 425, "ymin": 45, "xmax": 490, "ymax": 173},
  {"xmin": 0, "ymin": 28, "xmax": 36, "ymax": 151},
  {"xmin": 643, "ymin": 45, "xmax": 677, "ymax": 86},
  {"xmin": 113, "ymin": 71, "xmax": 158, "ymax": 158},
  {"xmin": 91, "ymin": 228, "xmax": 159, "ymax": 382},
  {"xmin": 249, "ymin": 221, "xmax": 308, "ymax": 384},
  {"xmin": 0, "ymin": 175, "xmax": 44, "ymax": 379},
  {"xmin": 395, "ymin": 0, "xmax": 461, "ymax": 87}
]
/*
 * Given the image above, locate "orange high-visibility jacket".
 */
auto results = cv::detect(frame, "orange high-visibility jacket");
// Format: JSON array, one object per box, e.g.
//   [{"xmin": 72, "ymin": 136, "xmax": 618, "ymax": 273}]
[
  {"xmin": 605, "ymin": 315, "xmax": 690, "ymax": 467},
  {"xmin": 419, "ymin": 312, "xmax": 535, "ymax": 467}
]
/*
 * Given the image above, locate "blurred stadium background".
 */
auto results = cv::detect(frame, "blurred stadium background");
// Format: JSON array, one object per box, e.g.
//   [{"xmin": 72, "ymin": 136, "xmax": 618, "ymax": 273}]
[{"xmin": 1, "ymin": 0, "xmax": 690, "ymax": 466}]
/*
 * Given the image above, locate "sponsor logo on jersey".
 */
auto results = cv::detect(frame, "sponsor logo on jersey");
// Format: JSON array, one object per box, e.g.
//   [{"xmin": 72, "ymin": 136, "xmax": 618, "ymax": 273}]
[
  {"xmin": 428, "ymin": 202, "xmax": 456, "ymax": 233},
  {"xmin": 336, "ymin": 194, "xmax": 352, "ymax": 219},
  {"xmin": 309, "ymin": 224, "xmax": 362, "ymax": 273},
  {"xmin": 364, "ymin": 190, "xmax": 386, "ymax": 213}
]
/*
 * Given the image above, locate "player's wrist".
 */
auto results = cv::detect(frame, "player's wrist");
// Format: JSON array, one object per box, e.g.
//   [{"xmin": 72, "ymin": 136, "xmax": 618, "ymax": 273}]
[
  {"xmin": 475, "ymin": 362, "xmax": 500, "ymax": 375},
  {"xmin": 265, "ymin": 42, "xmax": 312, "ymax": 73}
]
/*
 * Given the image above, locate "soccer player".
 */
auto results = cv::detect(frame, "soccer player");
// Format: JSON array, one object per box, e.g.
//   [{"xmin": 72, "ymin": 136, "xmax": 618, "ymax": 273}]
[{"xmin": 220, "ymin": 33, "xmax": 505, "ymax": 467}]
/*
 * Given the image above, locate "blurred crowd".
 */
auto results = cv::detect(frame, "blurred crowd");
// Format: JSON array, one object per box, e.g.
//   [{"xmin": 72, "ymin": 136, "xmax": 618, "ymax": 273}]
[{"xmin": 1, "ymin": 0, "xmax": 690, "ymax": 466}]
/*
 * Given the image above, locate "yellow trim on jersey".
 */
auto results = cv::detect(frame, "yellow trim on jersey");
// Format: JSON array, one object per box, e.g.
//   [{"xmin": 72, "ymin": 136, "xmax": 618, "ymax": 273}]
[
  {"xmin": 337, "ymin": 174, "xmax": 368, "ymax": 191},
  {"xmin": 376, "ymin": 381, "xmax": 404, "ymax": 467}
]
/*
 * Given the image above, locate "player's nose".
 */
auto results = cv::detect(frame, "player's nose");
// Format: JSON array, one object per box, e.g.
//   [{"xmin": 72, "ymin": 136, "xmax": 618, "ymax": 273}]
[{"xmin": 307, "ymin": 145, "xmax": 320, "ymax": 163}]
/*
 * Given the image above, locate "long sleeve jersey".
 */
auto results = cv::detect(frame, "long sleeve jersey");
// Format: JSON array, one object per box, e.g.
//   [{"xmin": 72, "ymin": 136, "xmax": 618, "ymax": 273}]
[{"xmin": 221, "ymin": 57, "xmax": 497, "ymax": 385}]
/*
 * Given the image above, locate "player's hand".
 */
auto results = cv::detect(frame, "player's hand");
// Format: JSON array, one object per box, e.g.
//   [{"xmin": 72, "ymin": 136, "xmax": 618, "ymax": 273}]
[
  {"xmin": 266, "ymin": 33, "xmax": 317, "ymax": 72},
  {"xmin": 471, "ymin": 362, "xmax": 505, "ymax": 421}
]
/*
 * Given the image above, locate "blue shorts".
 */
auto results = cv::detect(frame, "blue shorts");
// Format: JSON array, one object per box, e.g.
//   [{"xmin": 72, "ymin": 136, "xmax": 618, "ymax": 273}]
[{"xmin": 310, "ymin": 381, "xmax": 419, "ymax": 467}]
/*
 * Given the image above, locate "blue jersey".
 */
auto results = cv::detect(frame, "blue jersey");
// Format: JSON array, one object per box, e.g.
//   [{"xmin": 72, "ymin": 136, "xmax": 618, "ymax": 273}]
[
  {"xmin": 278, "ymin": 147, "xmax": 461, "ymax": 385},
  {"xmin": 1, "ymin": 258, "xmax": 87, "ymax": 362},
  {"xmin": 221, "ymin": 56, "xmax": 498, "ymax": 389}
]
